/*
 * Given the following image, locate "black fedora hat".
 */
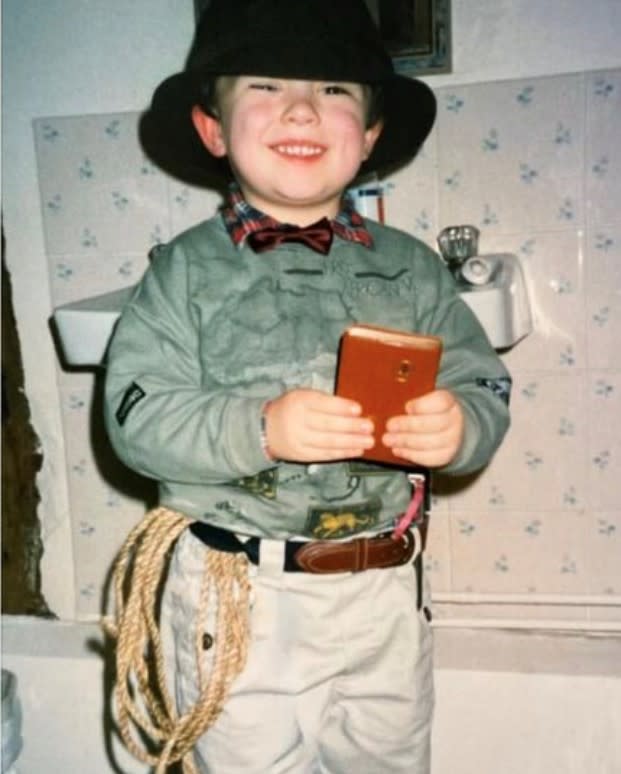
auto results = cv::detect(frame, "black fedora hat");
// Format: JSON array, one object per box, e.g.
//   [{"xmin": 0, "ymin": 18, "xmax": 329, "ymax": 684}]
[{"xmin": 139, "ymin": 0, "xmax": 437, "ymax": 186}]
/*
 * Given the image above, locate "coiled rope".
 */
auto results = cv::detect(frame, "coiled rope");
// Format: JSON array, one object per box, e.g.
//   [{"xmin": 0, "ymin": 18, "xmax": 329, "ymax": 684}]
[{"xmin": 101, "ymin": 506, "xmax": 251, "ymax": 773}]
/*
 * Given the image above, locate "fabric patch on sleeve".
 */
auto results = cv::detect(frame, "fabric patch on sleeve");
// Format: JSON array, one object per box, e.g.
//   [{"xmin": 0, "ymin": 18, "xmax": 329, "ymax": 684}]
[
  {"xmin": 476, "ymin": 376, "xmax": 512, "ymax": 405},
  {"xmin": 115, "ymin": 382, "xmax": 146, "ymax": 426}
]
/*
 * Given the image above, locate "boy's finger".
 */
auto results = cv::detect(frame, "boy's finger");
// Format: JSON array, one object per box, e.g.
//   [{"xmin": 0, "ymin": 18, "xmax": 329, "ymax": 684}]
[
  {"xmin": 309, "ymin": 393, "xmax": 364, "ymax": 416},
  {"xmin": 385, "ymin": 412, "xmax": 449, "ymax": 434},
  {"xmin": 308, "ymin": 414, "xmax": 374, "ymax": 434},
  {"xmin": 405, "ymin": 389, "xmax": 454, "ymax": 414}
]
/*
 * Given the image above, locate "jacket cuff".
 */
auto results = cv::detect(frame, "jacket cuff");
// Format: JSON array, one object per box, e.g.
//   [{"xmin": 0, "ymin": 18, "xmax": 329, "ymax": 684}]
[
  {"xmin": 440, "ymin": 401, "xmax": 483, "ymax": 476},
  {"xmin": 222, "ymin": 396, "xmax": 279, "ymax": 475}
]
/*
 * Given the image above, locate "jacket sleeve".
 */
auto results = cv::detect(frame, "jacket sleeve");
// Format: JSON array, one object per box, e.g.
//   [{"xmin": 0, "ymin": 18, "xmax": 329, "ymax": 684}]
[
  {"xmin": 103, "ymin": 243, "xmax": 274, "ymax": 484},
  {"xmin": 413, "ymin": 245, "xmax": 512, "ymax": 475}
]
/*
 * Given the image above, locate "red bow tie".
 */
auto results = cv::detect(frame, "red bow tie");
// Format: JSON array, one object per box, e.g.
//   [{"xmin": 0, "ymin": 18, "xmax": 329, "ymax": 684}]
[{"xmin": 246, "ymin": 218, "xmax": 334, "ymax": 255}]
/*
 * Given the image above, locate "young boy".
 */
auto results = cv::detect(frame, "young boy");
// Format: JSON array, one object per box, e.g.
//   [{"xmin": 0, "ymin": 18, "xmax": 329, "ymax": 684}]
[{"xmin": 104, "ymin": 1, "xmax": 511, "ymax": 772}]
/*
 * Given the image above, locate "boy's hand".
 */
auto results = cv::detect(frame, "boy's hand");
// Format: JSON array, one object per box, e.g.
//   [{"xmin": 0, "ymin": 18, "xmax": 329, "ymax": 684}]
[
  {"xmin": 382, "ymin": 389, "xmax": 464, "ymax": 468},
  {"xmin": 265, "ymin": 389, "xmax": 375, "ymax": 463}
]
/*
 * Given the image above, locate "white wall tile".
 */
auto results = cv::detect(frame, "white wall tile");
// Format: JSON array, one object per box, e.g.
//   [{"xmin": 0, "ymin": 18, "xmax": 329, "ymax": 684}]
[
  {"xmin": 586, "ymin": 371, "xmax": 621, "ymax": 510},
  {"xmin": 586, "ymin": 70, "xmax": 621, "ymax": 227},
  {"xmin": 35, "ymin": 113, "xmax": 171, "ymax": 256},
  {"xmin": 585, "ymin": 224, "xmax": 621, "ymax": 370},
  {"xmin": 446, "ymin": 372, "xmax": 589, "ymax": 512},
  {"xmin": 425, "ymin": 510, "xmax": 451, "ymax": 593},
  {"xmin": 435, "ymin": 74, "xmax": 585, "ymax": 235},
  {"xmin": 583, "ymin": 511, "xmax": 621, "ymax": 596},
  {"xmin": 168, "ymin": 180, "xmax": 224, "ymax": 236},
  {"xmin": 382, "ymin": 132, "xmax": 440, "ymax": 246},
  {"xmin": 449, "ymin": 510, "xmax": 588, "ymax": 595},
  {"xmin": 49, "ymin": 251, "xmax": 147, "ymax": 307},
  {"xmin": 501, "ymin": 230, "xmax": 587, "ymax": 373}
]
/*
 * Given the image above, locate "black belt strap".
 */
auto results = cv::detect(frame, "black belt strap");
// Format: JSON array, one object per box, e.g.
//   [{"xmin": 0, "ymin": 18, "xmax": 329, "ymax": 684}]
[
  {"xmin": 189, "ymin": 521, "xmax": 316, "ymax": 572},
  {"xmin": 189, "ymin": 521, "xmax": 426, "ymax": 598},
  {"xmin": 414, "ymin": 551, "xmax": 423, "ymax": 611}
]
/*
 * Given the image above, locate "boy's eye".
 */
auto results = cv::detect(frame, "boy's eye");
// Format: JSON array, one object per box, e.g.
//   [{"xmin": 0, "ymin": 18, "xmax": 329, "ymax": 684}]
[
  {"xmin": 249, "ymin": 81, "xmax": 279, "ymax": 92},
  {"xmin": 323, "ymin": 84, "xmax": 351, "ymax": 96}
]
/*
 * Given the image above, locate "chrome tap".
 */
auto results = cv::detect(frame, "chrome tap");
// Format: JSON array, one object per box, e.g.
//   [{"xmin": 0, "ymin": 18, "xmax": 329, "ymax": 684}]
[{"xmin": 437, "ymin": 224, "xmax": 480, "ymax": 278}]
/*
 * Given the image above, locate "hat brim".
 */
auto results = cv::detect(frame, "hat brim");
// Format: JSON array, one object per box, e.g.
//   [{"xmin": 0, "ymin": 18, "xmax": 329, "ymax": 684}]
[{"xmin": 138, "ymin": 72, "xmax": 436, "ymax": 187}]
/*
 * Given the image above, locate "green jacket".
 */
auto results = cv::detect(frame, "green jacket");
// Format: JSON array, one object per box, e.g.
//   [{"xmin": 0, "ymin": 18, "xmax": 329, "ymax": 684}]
[{"xmin": 104, "ymin": 215, "xmax": 510, "ymax": 540}]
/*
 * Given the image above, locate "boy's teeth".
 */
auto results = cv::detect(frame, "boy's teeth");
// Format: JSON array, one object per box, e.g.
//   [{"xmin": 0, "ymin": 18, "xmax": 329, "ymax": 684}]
[{"xmin": 276, "ymin": 145, "xmax": 322, "ymax": 157}]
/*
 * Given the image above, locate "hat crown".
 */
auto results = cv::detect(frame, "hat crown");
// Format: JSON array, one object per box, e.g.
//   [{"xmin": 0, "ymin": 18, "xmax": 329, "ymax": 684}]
[
  {"xmin": 139, "ymin": 0, "xmax": 437, "ymax": 186},
  {"xmin": 188, "ymin": 0, "xmax": 393, "ymax": 83}
]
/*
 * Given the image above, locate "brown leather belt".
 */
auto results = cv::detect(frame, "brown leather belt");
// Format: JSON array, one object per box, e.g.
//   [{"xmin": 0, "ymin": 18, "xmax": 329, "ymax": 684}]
[{"xmin": 189, "ymin": 520, "xmax": 427, "ymax": 574}]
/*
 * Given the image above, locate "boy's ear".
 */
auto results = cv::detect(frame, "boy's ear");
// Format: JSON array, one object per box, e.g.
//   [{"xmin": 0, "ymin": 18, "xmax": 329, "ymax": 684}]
[
  {"xmin": 362, "ymin": 120, "xmax": 384, "ymax": 161},
  {"xmin": 191, "ymin": 105, "xmax": 227, "ymax": 157}
]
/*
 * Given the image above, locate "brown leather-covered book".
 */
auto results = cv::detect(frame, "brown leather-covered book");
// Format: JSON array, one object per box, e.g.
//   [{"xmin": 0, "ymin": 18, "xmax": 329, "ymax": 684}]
[{"xmin": 335, "ymin": 324, "xmax": 443, "ymax": 466}]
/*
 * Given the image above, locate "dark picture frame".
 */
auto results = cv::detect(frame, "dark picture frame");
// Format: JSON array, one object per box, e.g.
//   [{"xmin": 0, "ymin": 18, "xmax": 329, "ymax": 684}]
[
  {"xmin": 365, "ymin": 0, "xmax": 451, "ymax": 75},
  {"xmin": 193, "ymin": 0, "xmax": 451, "ymax": 77}
]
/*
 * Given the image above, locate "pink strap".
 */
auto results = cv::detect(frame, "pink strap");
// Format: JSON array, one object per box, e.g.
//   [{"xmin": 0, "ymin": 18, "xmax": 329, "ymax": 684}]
[{"xmin": 392, "ymin": 474, "xmax": 425, "ymax": 541}]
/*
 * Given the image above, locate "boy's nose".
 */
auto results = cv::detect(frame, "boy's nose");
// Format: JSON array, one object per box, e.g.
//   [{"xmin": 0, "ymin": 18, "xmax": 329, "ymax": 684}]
[{"xmin": 281, "ymin": 86, "xmax": 320, "ymax": 124}]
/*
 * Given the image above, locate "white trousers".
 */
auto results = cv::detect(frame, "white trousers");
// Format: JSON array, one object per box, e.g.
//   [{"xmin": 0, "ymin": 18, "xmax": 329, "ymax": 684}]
[{"xmin": 161, "ymin": 530, "xmax": 434, "ymax": 774}]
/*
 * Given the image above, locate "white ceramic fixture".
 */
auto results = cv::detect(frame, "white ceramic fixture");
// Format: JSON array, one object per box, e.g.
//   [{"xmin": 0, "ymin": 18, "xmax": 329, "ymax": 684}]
[
  {"xmin": 53, "ymin": 223, "xmax": 533, "ymax": 365},
  {"xmin": 53, "ymin": 285, "xmax": 134, "ymax": 366}
]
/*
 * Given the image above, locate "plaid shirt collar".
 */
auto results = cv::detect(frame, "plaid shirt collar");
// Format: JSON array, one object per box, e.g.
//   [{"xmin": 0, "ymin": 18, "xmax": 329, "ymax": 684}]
[{"xmin": 221, "ymin": 183, "xmax": 374, "ymax": 251}]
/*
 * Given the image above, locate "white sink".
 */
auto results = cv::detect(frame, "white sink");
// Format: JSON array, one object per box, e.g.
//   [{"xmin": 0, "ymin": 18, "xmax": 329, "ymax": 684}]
[
  {"xmin": 52, "ymin": 252, "xmax": 532, "ymax": 366},
  {"xmin": 53, "ymin": 285, "xmax": 135, "ymax": 366}
]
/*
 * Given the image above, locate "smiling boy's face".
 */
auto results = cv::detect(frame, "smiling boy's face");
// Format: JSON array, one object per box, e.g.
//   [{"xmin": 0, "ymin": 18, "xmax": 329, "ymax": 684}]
[{"xmin": 192, "ymin": 76, "xmax": 383, "ymax": 225}]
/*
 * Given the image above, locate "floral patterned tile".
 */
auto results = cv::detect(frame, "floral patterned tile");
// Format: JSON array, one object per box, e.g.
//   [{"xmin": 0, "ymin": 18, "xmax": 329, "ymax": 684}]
[
  {"xmin": 436, "ymin": 74, "xmax": 584, "ymax": 175},
  {"xmin": 585, "ymin": 70, "xmax": 621, "ymax": 227},
  {"xmin": 584, "ymin": 224, "xmax": 621, "ymax": 370},
  {"xmin": 35, "ymin": 113, "xmax": 171, "ymax": 256},
  {"xmin": 583, "ymin": 511, "xmax": 621, "ymax": 596},
  {"xmin": 41, "ymin": 172, "xmax": 169, "ymax": 256},
  {"xmin": 168, "ymin": 180, "xmax": 224, "ymax": 236},
  {"xmin": 449, "ymin": 510, "xmax": 589, "ymax": 595},
  {"xmin": 49, "ymin": 250, "xmax": 146, "ymax": 307},
  {"xmin": 383, "ymin": 130, "xmax": 439, "ymax": 246},
  {"xmin": 80, "ymin": 177, "xmax": 171, "ymax": 254},
  {"xmin": 586, "ymin": 371, "xmax": 621, "ymax": 510},
  {"xmin": 61, "ymin": 374, "xmax": 152, "ymax": 618},
  {"xmin": 35, "ymin": 113, "xmax": 151, "ymax": 182},
  {"xmin": 439, "ymin": 165, "xmax": 583, "ymax": 237},
  {"xmin": 501, "ymin": 230, "xmax": 587, "ymax": 373},
  {"xmin": 436, "ymin": 74, "xmax": 585, "ymax": 236},
  {"xmin": 74, "ymin": 501, "xmax": 146, "ymax": 618},
  {"xmin": 446, "ymin": 372, "xmax": 589, "ymax": 512},
  {"xmin": 425, "ymin": 509, "xmax": 451, "ymax": 593},
  {"xmin": 586, "ymin": 292, "xmax": 621, "ymax": 372}
]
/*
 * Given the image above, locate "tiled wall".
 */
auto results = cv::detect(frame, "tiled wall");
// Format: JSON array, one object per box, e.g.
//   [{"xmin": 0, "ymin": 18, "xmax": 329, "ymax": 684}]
[{"xmin": 35, "ymin": 69, "xmax": 620, "ymax": 623}]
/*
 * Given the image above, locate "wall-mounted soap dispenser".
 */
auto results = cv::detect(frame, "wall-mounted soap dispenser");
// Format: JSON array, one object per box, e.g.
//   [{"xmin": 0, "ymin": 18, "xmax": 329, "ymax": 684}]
[{"xmin": 438, "ymin": 225, "xmax": 533, "ymax": 350}]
